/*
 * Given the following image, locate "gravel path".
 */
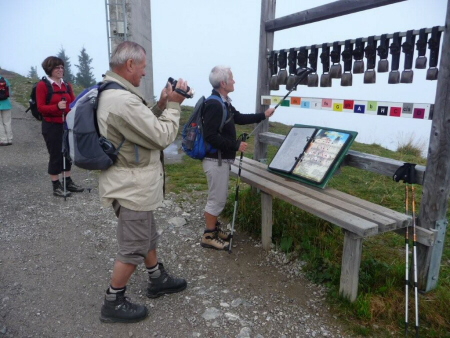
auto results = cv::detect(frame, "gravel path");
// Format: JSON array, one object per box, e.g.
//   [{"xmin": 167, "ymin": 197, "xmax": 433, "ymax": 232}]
[{"xmin": 0, "ymin": 100, "xmax": 351, "ymax": 337}]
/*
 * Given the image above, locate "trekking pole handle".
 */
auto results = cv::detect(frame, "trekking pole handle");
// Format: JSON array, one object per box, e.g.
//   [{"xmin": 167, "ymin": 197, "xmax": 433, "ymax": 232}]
[
  {"xmin": 60, "ymin": 97, "xmax": 66, "ymax": 110},
  {"xmin": 238, "ymin": 133, "xmax": 249, "ymax": 142}
]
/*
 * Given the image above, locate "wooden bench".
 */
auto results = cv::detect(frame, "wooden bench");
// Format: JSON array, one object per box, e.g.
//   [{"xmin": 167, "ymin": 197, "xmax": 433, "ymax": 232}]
[{"xmin": 230, "ymin": 156, "xmax": 436, "ymax": 301}]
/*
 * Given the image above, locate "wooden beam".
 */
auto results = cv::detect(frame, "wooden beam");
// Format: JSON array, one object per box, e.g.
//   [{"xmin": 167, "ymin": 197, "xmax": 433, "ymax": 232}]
[
  {"xmin": 253, "ymin": 0, "xmax": 275, "ymax": 161},
  {"xmin": 258, "ymin": 131, "xmax": 426, "ymax": 184},
  {"xmin": 265, "ymin": 0, "xmax": 406, "ymax": 32},
  {"xmin": 393, "ymin": 226, "xmax": 437, "ymax": 247},
  {"xmin": 417, "ymin": 0, "xmax": 450, "ymax": 292},
  {"xmin": 345, "ymin": 150, "xmax": 425, "ymax": 185}
]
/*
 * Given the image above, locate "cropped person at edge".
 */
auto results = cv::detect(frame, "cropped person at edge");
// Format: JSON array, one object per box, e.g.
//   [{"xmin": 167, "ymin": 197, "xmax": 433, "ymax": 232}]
[{"xmin": 97, "ymin": 41, "xmax": 189, "ymax": 323}]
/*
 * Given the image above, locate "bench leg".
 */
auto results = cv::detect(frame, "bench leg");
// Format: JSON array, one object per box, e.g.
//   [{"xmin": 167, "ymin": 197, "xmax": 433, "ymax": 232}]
[
  {"xmin": 261, "ymin": 192, "xmax": 272, "ymax": 250},
  {"xmin": 339, "ymin": 231, "xmax": 363, "ymax": 302}
]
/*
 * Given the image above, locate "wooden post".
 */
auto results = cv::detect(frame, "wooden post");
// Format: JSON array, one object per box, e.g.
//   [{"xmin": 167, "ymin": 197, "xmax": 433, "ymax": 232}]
[
  {"xmin": 253, "ymin": 0, "xmax": 275, "ymax": 162},
  {"xmin": 417, "ymin": 1, "xmax": 450, "ymax": 292},
  {"xmin": 127, "ymin": 0, "xmax": 154, "ymax": 103},
  {"xmin": 261, "ymin": 192, "xmax": 273, "ymax": 250},
  {"xmin": 339, "ymin": 231, "xmax": 363, "ymax": 302}
]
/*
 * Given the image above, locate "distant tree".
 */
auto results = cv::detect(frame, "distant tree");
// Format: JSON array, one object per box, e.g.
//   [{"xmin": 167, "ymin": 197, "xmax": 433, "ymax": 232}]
[
  {"xmin": 28, "ymin": 66, "xmax": 39, "ymax": 79},
  {"xmin": 57, "ymin": 47, "xmax": 75, "ymax": 83},
  {"xmin": 75, "ymin": 47, "xmax": 96, "ymax": 88}
]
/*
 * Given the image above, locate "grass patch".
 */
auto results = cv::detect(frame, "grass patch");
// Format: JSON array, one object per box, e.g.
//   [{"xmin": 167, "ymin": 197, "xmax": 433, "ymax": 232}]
[{"xmin": 164, "ymin": 156, "xmax": 207, "ymax": 193}]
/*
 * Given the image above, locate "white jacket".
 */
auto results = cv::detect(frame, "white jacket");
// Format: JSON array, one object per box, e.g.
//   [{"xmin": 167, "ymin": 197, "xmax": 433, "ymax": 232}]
[{"xmin": 97, "ymin": 71, "xmax": 180, "ymax": 211}]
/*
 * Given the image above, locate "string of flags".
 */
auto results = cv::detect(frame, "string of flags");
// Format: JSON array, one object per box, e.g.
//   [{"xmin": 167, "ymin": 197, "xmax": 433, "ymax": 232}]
[{"xmin": 261, "ymin": 95, "xmax": 433, "ymax": 120}]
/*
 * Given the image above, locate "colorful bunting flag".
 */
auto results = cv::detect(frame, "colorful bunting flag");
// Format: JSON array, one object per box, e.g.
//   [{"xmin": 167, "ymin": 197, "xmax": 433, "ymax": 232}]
[{"xmin": 261, "ymin": 95, "xmax": 432, "ymax": 120}]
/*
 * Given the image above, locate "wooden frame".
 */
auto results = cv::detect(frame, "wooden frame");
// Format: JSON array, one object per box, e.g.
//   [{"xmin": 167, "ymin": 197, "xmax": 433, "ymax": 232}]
[{"xmin": 254, "ymin": 0, "xmax": 449, "ymax": 293}]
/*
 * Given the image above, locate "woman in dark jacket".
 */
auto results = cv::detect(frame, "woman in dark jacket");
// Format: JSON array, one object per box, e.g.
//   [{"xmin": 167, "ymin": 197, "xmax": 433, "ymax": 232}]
[{"xmin": 37, "ymin": 56, "xmax": 83, "ymax": 197}]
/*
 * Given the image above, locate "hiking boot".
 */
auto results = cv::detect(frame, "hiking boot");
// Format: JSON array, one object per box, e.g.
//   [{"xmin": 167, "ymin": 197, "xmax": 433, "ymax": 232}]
[
  {"xmin": 200, "ymin": 231, "xmax": 229, "ymax": 250},
  {"xmin": 100, "ymin": 290, "xmax": 148, "ymax": 323},
  {"xmin": 66, "ymin": 178, "xmax": 84, "ymax": 193},
  {"xmin": 53, "ymin": 181, "xmax": 72, "ymax": 198},
  {"xmin": 215, "ymin": 222, "xmax": 231, "ymax": 241},
  {"xmin": 147, "ymin": 263, "xmax": 187, "ymax": 299}
]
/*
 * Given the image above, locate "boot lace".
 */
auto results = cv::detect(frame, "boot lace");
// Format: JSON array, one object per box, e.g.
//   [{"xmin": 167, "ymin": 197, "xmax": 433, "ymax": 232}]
[
  {"xmin": 211, "ymin": 231, "xmax": 226, "ymax": 245},
  {"xmin": 115, "ymin": 295, "xmax": 138, "ymax": 312}
]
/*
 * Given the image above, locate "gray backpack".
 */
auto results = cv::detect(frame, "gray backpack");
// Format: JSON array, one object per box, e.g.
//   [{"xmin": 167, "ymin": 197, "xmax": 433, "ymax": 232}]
[{"xmin": 64, "ymin": 82, "xmax": 125, "ymax": 170}]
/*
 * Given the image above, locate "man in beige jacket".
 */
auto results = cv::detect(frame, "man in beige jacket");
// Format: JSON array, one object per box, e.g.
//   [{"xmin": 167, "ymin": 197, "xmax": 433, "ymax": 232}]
[{"xmin": 97, "ymin": 41, "xmax": 189, "ymax": 323}]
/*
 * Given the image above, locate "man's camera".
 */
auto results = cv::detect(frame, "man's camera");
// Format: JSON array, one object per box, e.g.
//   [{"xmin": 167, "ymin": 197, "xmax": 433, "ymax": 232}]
[{"xmin": 168, "ymin": 77, "xmax": 194, "ymax": 98}]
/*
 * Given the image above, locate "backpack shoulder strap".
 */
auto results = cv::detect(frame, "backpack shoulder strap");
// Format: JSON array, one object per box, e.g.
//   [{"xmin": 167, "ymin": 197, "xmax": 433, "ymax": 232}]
[
  {"xmin": 95, "ymin": 81, "xmax": 125, "ymax": 111},
  {"xmin": 65, "ymin": 82, "xmax": 72, "ymax": 94},
  {"xmin": 99, "ymin": 81, "xmax": 125, "ymax": 93},
  {"xmin": 94, "ymin": 81, "xmax": 126, "ymax": 141},
  {"xmin": 41, "ymin": 77, "xmax": 53, "ymax": 104},
  {"xmin": 205, "ymin": 94, "xmax": 234, "ymax": 166}
]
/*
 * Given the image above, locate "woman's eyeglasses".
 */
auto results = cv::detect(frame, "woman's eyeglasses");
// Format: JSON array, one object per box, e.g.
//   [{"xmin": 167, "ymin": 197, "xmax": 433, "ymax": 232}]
[{"xmin": 54, "ymin": 66, "xmax": 64, "ymax": 70}]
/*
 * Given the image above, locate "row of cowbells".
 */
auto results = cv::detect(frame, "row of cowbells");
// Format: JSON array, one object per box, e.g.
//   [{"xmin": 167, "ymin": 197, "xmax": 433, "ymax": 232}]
[{"xmin": 268, "ymin": 26, "xmax": 442, "ymax": 90}]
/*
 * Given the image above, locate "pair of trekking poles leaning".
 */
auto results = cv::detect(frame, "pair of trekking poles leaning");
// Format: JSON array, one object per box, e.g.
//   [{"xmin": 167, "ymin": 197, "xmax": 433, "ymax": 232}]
[{"xmin": 393, "ymin": 163, "xmax": 420, "ymax": 338}]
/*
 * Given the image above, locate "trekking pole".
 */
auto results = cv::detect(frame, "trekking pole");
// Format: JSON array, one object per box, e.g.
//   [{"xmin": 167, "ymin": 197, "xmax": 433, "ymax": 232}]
[
  {"xmin": 61, "ymin": 97, "xmax": 67, "ymax": 201},
  {"xmin": 411, "ymin": 184, "xmax": 419, "ymax": 338},
  {"xmin": 228, "ymin": 132, "xmax": 248, "ymax": 254},
  {"xmin": 246, "ymin": 67, "xmax": 315, "ymax": 140},
  {"xmin": 404, "ymin": 185, "xmax": 409, "ymax": 337},
  {"xmin": 393, "ymin": 162, "xmax": 418, "ymax": 337},
  {"xmin": 87, "ymin": 170, "xmax": 92, "ymax": 193}
]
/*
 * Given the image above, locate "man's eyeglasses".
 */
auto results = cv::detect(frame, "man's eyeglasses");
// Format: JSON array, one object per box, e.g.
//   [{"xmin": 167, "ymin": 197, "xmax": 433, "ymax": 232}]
[{"xmin": 54, "ymin": 66, "xmax": 64, "ymax": 70}]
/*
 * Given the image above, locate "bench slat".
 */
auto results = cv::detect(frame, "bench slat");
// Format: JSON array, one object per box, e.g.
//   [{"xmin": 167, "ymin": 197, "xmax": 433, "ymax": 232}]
[
  {"xmin": 235, "ymin": 158, "xmax": 402, "ymax": 234},
  {"xmin": 231, "ymin": 164, "xmax": 378, "ymax": 237},
  {"xmin": 325, "ymin": 189, "xmax": 410, "ymax": 231}
]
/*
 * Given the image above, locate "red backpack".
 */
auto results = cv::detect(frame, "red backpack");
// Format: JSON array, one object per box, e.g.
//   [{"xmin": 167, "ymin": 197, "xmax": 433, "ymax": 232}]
[{"xmin": 0, "ymin": 77, "xmax": 10, "ymax": 100}]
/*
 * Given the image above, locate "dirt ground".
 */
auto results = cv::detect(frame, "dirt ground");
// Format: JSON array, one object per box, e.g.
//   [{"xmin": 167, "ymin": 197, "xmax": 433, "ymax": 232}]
[{"xmin": 0, "ymin": 100, "xmax": 352, "ymax": 337}]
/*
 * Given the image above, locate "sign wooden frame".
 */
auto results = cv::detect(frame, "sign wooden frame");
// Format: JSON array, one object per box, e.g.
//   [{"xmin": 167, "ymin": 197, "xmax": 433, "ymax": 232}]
[{"xmin": 268, "ymin": 124, "xmax": 358, "ymax": 188}]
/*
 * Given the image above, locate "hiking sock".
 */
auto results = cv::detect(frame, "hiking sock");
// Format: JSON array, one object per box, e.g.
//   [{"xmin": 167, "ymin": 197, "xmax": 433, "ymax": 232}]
[
  {"xmin": 107, "ymin": 285, "xmax": 125, "ymax": 295},
  {"xmin": 52, "ymin": 180, "xmax": 61, "ymax": 190},
  {"xmin": 147, "ymin": 263, "xmax": 161, "ymax": 279},
  {"xmin": 65, "ymin": 176, "xmax": 72, "ymax": 184}
]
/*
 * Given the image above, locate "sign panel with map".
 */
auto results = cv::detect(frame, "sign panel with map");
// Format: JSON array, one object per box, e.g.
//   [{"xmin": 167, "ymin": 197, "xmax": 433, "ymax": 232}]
[{"xmin": 268, "ymin": 125, "xmax": 358, "ymax": 188}]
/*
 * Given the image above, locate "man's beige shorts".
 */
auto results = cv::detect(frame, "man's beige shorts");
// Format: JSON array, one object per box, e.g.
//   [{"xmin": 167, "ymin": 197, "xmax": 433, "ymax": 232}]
[
  {"xmin": 203, "ymin": 160, "xmax": 231, "ymax": 216},
  {"xmin": 113, "ymin": 201, "xmax": 159, "ymax": 265}
]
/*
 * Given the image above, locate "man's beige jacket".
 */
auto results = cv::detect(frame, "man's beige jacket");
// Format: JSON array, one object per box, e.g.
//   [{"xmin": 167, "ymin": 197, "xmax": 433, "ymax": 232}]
[{"xmin": 97, "ymin": 71, "xmax": 180, "ymax": 211}]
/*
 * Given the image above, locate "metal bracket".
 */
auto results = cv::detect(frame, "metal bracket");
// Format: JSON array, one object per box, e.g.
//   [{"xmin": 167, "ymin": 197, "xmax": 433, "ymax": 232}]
[{"xmin": 425, "ymin": 219, "xmax": 448, "ymax": 291}]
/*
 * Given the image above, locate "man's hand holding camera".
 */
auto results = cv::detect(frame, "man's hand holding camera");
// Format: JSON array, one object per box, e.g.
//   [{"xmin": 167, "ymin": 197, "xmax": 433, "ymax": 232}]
[{"xmin": 157, "ymin": 78, "xmax": 193, "ymax": 110}]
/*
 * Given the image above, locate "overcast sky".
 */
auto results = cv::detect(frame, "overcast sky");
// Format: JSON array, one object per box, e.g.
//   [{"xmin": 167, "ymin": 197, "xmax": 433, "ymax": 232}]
[{"xmin": 1, "ymin": 0, "xmax": 447, "ymax": 154}]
